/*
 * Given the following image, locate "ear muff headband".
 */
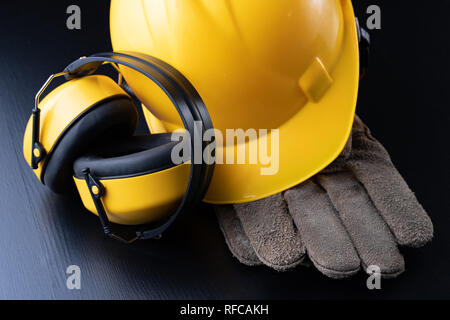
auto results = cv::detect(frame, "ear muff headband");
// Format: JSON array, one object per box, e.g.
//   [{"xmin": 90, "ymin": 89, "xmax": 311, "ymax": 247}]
[{"xmin": 34, "ymin": 52, "xmax": 214, "ymax": 242}]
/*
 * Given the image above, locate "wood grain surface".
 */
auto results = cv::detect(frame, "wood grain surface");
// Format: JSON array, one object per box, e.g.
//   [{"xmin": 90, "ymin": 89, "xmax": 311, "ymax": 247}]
[{"xmin": 0, "ymin": 1, "xmax": 448, "ymax": 299}]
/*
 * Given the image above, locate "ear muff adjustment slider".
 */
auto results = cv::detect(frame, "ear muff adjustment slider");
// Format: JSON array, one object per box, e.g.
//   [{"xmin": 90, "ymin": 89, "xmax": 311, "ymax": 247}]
[
  {"xmin": 82, "ymin": 168, "xmax": 143, "ymax": 244},
  {"xmin": 31, "ymin": 72, "xmax": 69, "ymax": 169},
  {"xmin": 31, "ymin": 108, "xmax": 46, "ymax": 169}
]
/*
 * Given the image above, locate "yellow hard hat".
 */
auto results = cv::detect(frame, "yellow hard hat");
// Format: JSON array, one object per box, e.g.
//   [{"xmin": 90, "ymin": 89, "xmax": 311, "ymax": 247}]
[{"xmin": 110, "ymin": 0, "xmax": 360, "ymax": 204}]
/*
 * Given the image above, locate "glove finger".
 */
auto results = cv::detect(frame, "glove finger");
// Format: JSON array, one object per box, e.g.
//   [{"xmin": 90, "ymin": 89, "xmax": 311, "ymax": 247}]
[
  {"xmin": 214, "ymin": 205, "xmax": 262, "ymax": 266},
  {"xmin": 233, "ymin": 193, "xmax": 306, "ymax": 271},
  {"xmin": 317, "ymin": 171, "xmax": 405, "ymax": 278},
  {"xmin": 348, "ymin": 116, "xmax": 433, "ymax": 247},
  {"xmin": 285, "ymin": 181, "xmax": 361, "ymax": 279}
]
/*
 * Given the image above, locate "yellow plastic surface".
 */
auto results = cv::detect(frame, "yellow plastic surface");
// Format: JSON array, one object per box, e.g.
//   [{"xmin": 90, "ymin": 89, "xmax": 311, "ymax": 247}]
[
  {"xmin": 74, "ymin": 164, "xmax": 190, "ymax": 225},
  {"xmin": 110, "ymin": 0, "xmax": 359, "ymax": 204},
  {"xmin": 142, "ymin": 104, "xmax": 168, "ymax": 134},
  {"xmin": 23, "ymin": 75, "xmax": 129, "ymax": 182}
]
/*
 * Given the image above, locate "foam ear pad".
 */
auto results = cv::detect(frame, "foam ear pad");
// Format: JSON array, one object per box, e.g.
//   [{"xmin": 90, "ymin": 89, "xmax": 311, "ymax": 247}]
[
  {"xmin": 43, "ymin": 97, "xmax": 138, "ymax": 193},
  {"xmin": 73, "ymin": 133, "xmax": 178, "ymax": 179}
]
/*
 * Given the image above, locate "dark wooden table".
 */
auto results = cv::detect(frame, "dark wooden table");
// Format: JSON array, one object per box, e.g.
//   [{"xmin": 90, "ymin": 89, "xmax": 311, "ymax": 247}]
[{"xmin": 0, "ymin": 1, "xmax": 448, "ymax": 299}]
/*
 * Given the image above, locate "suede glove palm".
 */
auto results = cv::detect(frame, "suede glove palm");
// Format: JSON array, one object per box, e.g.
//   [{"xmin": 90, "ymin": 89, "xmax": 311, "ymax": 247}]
[{"xmin": 215, "ymin": 116, "xmax": 433, "ymax": 279}]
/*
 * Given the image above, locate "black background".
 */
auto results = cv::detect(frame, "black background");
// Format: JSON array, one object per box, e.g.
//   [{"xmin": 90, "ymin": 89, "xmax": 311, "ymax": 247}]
[{"xmin": 0, "ymin": 1, "xmax": 448, "ymax": 299}]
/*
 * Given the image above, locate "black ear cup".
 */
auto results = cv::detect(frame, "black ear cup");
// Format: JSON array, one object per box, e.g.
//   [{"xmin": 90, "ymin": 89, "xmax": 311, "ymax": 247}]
[
  {"xmin": 73, "ymin": 133, "xmax": 178, "ymax": 180},
  {"xmin": 43, "ymin": 96, "xmax": 138, "ymax": 193}
]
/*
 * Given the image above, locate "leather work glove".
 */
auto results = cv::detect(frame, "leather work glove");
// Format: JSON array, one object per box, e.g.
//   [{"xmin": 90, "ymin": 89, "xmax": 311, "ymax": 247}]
[{"xmin": 214, "ymin": 116, "xmax": 433, "ymax": 279}]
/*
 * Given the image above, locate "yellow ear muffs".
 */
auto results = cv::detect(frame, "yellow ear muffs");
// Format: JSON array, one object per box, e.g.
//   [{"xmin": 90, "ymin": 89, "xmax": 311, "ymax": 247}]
[
  {"xmin": 72, "ymin": 134, "xmax": 189, "ymax": 225},
  {"xmin": 23, "ymin": 75, "xmax": 138, "ymax": 192},
  {"xmin": 24, "ymin": 52, "xmax": 214, "ymax": 243}
]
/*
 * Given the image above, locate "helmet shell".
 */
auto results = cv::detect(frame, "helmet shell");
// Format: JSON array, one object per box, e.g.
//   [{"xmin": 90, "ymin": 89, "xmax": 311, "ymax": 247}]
[{"xmin": 110, "ymin": 0, "xmax": 359, "ymax": 204}]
